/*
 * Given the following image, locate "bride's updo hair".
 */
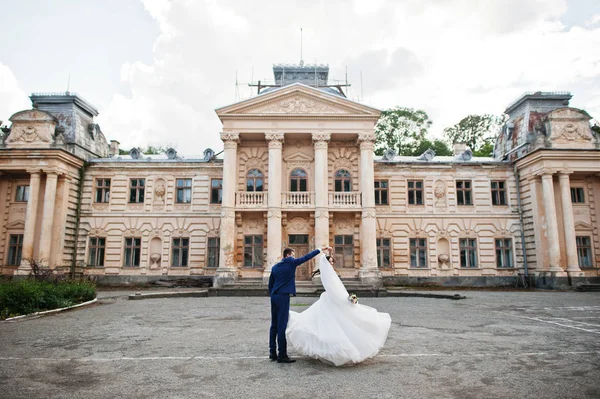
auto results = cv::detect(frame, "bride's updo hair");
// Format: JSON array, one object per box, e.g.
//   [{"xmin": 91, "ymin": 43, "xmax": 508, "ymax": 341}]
[{"xmin": 325, "ymin": 255, "xmax": 336, "ymax": 265}]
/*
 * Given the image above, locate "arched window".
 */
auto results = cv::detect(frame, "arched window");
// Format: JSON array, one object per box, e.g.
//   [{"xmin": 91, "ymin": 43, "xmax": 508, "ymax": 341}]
[
  {"xmin": 290, "ymin": 168, "xmax": 307, "ymax": 192},
  {"xmin": 246, "ymin": 169, "xmax": 264, "ymax": 192},
  {"xmin": 334, "ymin": 169, "xmax": 352, "ymax": 192}
]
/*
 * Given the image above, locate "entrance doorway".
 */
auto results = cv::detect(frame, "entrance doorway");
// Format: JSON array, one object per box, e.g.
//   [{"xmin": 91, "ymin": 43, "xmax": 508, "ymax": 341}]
[{"xmin": 288, "ymin": 234, "xmax": 311, "ymax": 281}]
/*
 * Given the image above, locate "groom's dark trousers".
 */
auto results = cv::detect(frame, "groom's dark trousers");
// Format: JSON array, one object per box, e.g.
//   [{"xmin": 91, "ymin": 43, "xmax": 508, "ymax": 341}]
[{"xmin": 268, "ymin": 249, "xmax": 320, "ymax": 359}]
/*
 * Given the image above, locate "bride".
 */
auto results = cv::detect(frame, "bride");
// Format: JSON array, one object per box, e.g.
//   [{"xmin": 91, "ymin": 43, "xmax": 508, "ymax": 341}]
[{"xmin": 286, "ymin": 252, "xmax": 391, "ymax": 366}]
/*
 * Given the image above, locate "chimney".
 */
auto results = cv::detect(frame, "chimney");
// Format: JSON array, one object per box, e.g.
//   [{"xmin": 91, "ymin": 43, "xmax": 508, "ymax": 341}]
[
  {"xmin": 453, "ymin": 143, "xmax": 467, "ymax": 156},
  {"xmin": 110, "ymin": 140, "xmax": 120, "ymax": 157}
]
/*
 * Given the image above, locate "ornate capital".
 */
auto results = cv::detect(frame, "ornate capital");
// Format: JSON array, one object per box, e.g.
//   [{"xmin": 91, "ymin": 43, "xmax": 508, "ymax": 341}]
[
  {"xmin": 220, "ymin": 132, "xmax": 240, "ymax": 147},
  {"xmin": 265, "ymin": 132, "xmax": 285, "ymax": 142},
  {"xmin": 312, "ymin": 133, "xmax": 331, "ymax": 143},
  {"xmin": 357, "ymin": 132, "xmax": 376, "ymax": 150}
]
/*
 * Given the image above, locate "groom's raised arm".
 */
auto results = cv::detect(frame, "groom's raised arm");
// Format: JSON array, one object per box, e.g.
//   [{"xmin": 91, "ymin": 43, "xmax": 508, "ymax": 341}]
[{"xmin": 292, "ymin": 248, "xmax": 323, "ymax": 267}]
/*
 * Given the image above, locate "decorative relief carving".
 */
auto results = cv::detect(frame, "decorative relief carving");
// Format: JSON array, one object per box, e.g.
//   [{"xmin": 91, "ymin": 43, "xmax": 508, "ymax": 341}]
[
  {"xmin": 334, "ymin": 157, "xmax": 352, "ymax": 169},
  {"xmin": 246, "ymin": 157, "xmax": 264, "ymax": 169},
  {"xmin": 362, "ymin": 210, "xmax": 377, "ymax": 218},
  {"xmin": 7, "ymin": 125, "xmax": 51, "ymax": 143},
  {"xmin": 88, "ymin": 228, "xmax": 105, "ymax": 236},
  {"xmin": 551, "ymin": 123, "xmax": 592, "ymax": 142},
  {"xmin": 464, "ymin": 229, "xmax": 475, "ymax": 237},
  {"xmin": 334, "ymin": 218, "xmax": 353, "ymax": 230},
  {"xmin": 288, "ymin": 217, "xmax": 309, "ymax": 232},
  {"xmin": 220, "ymin": 210, "xmax": 235, "ymax": 219},
  {"xmin": 259, "ymin": 95, "xmax": 345, "ymax": 114},
  {"xmin": 434, "ymin": 180, "xmax": 447, "ymax": 207},
  {"xmin": 315, "ymin": 210, "xmax": 329, "ymax": 219},
  {"xmin": 154, "ymin": 180, "xmax": 166, "ymax": 204},
  {"xmin": 357, "ymin": 132, "xmax": 376, "ymax": 143},
  {"xmin": 267, "ymin": 210, "xmax": 282, "ymax": 219}
]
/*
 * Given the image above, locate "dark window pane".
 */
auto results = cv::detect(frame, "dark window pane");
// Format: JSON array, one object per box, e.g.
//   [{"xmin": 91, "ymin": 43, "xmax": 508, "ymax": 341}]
[{"xmin": 299, "ymin": 179, "xmax": 307, "ymax": 192}]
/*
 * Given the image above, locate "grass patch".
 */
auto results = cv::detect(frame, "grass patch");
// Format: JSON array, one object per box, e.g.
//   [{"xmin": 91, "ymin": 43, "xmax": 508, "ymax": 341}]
[{"xmin": 0, "ymin": 278, "xmax": 96, "ymax": 320}]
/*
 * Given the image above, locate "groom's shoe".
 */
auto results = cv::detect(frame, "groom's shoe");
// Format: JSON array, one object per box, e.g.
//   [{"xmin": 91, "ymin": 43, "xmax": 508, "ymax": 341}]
[
  {"xmin": 277, "ymin": 356, "xmax": 296, "ymax": 363},
  {"xmin": 269, "ymin": 353, "xmax": 277, "ymax": 361}
]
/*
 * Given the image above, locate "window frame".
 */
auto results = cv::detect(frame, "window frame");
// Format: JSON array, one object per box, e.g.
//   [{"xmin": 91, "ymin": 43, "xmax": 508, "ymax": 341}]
[
  {"xmin": 290, "ymin": 168, "xmax": 308, "ymax": 192},
  {"xmin": 334, "ymin": 169, "xmax": 352, "ymax": 192},
  {"xmin": 15, "ymin": 185, "xmax": 29, "ymax": 202},
  {"xmin": 495, "ymin": 238, "xmax": 514, "ymax": 268},
  {"xmin": 7, "ymin": 234, "xmax": 24, "ymax": 266},
  {"xmin": 243, "ymin": 235, "xmax": 264, "ymax": 268},
  {"xmin": 210, "ymin": 179, "xmax": 223, "ymax": 204},
  {"xmin": 88, "ymin": 237, "xmax": 106, "ymax": 267},
  {"xmin": 576, "ymin": 236, "xmax": 593, "ymax": 268},
  {"xmin": 491, "ymin": 180, "xmax": 507, "ymax": 206},
  {"xmin": 171, "ymin": 237, "xmax": 190, "ymax": 267},
  {"xmin": 376, "ymin": 238, "xmax": 391, "ymax": 268},
  {"xmin": 207, "ymin": 237, "xmax": 220, "ymax": 268},
  {"xmin": 456, "ymin": 180, "xmax": 473, "ymax": 206},
  {"xmin": 334, "ymin": 234, "xmax": 354, "ymax": 267},
  {"xmin": 374, "ymin": 180, "xmax": 389, "ymax": 205},
  {"xmin": 95, "ymin": 179, "xmax": 111, "ymax": 203},
  {"xmin": 570, "ymin": 187, "xmax": 585, "ymax": 204},
  {"xmin": 459, "ymin": 238, "xmax": 478, "ymax": 268},
  {"xmin": 407, "ymin": 180, "xmax": 424, "ymax": 206},
  {"xmin": 128, "ymin": 179, "xmax": 146, "ymax": 204},
  {"xmin": 409, "ymin": 238, "xmax": 428, "ymax": 268},
  {"xmin": 176, "ymin": 178, "xmax": 192, "ymax": 204},
  {"xmin": 246, "ymin": 169, "xmax": 264, "ymax": 192},
  {"xmin": 124, "ymin": 237, "xmax": 142, "ymax": 267}
]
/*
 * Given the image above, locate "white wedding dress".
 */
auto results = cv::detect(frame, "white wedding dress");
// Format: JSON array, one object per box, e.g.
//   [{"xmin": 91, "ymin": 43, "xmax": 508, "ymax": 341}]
[{"xmin": 286, "ymin": 256, "xmax": 391, "ymax": 366}]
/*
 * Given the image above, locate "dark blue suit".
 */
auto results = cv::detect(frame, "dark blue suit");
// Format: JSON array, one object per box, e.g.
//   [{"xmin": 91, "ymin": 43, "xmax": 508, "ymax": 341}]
[{"xmin": 268, "ymin": 249, "xmax": 321, "ymax": 359}]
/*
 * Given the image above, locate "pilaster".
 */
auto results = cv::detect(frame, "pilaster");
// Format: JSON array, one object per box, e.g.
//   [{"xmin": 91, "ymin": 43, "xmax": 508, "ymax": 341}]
[
  {"xmin": 312, "ymin": 133, "xmax": 330, "ymax": 282},
  {"xmin": 558, "ymin": 172, "xmax": 581, "ymax": 273},
  {"xmin": 17, "ymin": 170, "xmax": 42, "ymax": 274},
  {"xmin": 541, "ymin": 173, "xmax": 563, "ymax": 272}
]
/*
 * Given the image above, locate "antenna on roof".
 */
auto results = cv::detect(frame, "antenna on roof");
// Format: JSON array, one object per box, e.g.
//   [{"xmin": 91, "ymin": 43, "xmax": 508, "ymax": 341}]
[
  {"xmin": 360, "ymin": 70, "xmax": 363, "ymax": 102},
  {"xmin": 66, "ymin": 73, "xmax": 71, "ymax": 94},
  {"xmin": 300, "ymin": 28, "xmax": 304, "ymax": 66},
  {"xmin": 235, "ymin": 70, "xmax": 239, "ymax": 101}
]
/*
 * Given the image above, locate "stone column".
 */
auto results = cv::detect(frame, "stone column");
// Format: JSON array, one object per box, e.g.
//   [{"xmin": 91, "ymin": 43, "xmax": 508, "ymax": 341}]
[
  {"xmin": 38, "ymin": 171, "xmax": 59, "ymax": 267},
  {"xmin": 264, "ymin": 132, "xmax": 284, "ymax": 283},
  {"xmin": 312, "ymin": 133, "xmax": 330, "ymax": 279},
  {"xmin": 357, "ymin": 132, "xmax": 381, "ymax": 286},
  {"xmin": 558, "ymin": 172, "xmax": 581, "ymax": 273},
  {"xmin": 17, "ymin": 170, "xmax": 42, "ymax": 274},
  {"xmin": 214, "ymin": 132, "xmax": 240, "ymax": 287},
  {"xmin": 541, "ymin": 173, "xmax": 563, "ymax": 272}
]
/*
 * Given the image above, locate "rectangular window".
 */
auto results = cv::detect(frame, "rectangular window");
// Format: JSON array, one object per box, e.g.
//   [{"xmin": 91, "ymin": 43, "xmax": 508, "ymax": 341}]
[
  {"xmin": 124, "ymin": 237, "xmax": 142, "ymax": 267},
  {"xmin": 456, "ymin": 180, "xmax": 473, "ymax": 205},
  {"xmin": 95, "ymin": 179, "xmax": 111, "ymax": 203},
  {"xmin": 571, "ymin": 187, "xmax": 585, "ymax": 203},
  {"xmin": 176, "ymin": 178, "xmax": 192, "ymax": 203},
  {"xmin": 211, "ymin": 179, "xmax": 223, "ymax": 204},
  {"xmin": 374, "ymin": 180, "xmax": 389, "ymax": 205},
  {"xmin": 171, "ymin": 238, "xmax": 189, "ymax": 267},
  {"xmin": 377, "ymin": 238, "xmax": 391, "ymax": 268},
  {"xmin": 410, "ymin": 238, "xmax": 428, "ymax": 268},
  {"xmin": 495, "ymin": 238, "xmax": 513, "ymax": 268},
  {"xmin": 243, "ymin": 235, "xmax": 263, "ymax": 267},
  {"xmin": 129, "ymin": 179, "xmax": 145, "ymax": 203},
  {"xmin": 15, "ymin": 185, "xmax": 29, "ymax": 202},
  {"xmin": 408, "ymin": 180, "xmax": 423, "ymax": 205},
  {"xmin": 334, "ymin": 235, "xmax": 354, "ymax": 268},
  {"xmin": 7, "ymin": 234, "xmax": 23, "ymax": 266},
  {"xmin": 207, "ymin": 237, "xmax": 220, "ymax": 268},
  {"xmin": 576, "ymin": 236, "xmax": 593, "ymax": 268},
  {"xmin": 459, "ymin": 238, "xmax": 478, "ymax": 268},
  {"xmin": 491, "ymin": 181, "xmax": 507, "ymax": 206},
  {"xmin": 88, "ymin": 237, "xmax": 106, "ymax": 267}
]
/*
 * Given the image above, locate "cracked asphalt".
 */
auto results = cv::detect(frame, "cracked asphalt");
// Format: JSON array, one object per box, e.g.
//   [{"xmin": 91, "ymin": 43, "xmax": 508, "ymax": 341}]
[{"xmin": 1, "ymin": 290, "xmax": 600, "ymax": 398}]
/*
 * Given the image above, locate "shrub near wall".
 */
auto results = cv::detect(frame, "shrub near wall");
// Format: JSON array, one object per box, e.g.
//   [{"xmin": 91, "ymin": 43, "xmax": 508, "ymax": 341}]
[{"xmin": 0, "ymin": 279, "xmax": 96, "ymax": 320}]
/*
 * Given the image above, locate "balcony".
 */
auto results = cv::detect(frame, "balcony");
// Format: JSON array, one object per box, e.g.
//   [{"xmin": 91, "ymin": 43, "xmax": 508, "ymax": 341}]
[
  {"xmin": 236, "ymin": 191, "xmax": 267, "ymax": 208},
  {"xmin": 282, "ymin": 191, "xmax": 314, "ymax": 209},
  {"xmin": 329, "ymin": 192, "xmax": 361, "ymax": 208}
]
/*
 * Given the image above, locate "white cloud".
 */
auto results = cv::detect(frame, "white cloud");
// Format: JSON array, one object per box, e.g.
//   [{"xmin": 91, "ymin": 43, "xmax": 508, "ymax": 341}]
[
  {"xmin": 98, "ymin": 0, "xmax": 600, "ymax": 151},
  {"xmin": 0, "ymin": 63, "xmax": 29, "ymax": 126}
]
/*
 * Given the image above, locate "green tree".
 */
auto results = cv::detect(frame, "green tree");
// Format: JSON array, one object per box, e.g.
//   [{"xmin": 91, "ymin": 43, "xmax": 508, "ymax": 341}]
[
  {"xmin": 374, "ymin": 107, "xmax": 432, "ymax": 156},
  {"xmin": 442, "ymin": 114, "xmax": 505, "ymax": 155},
  {"xmin": 407, "ymin": 138, "xmax": 453, "ymax": 157}
]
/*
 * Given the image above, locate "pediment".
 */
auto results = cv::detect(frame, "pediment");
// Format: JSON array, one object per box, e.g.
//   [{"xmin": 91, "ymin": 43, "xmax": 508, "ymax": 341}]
[
  {"xmin": 216, "ymin": 84, "xmax": 380, "ymax": 118},
  {"xmin": 6, "ymin": 220, "xmax": 25, "ymax": 229},
  {"xmin": 9, "ymin": 109, "xmax": 58, "ymax": 124},
  {"xmin": 284, "ymin": 151, "xmax": 314, "ymax": 163},
  {"xmin": 574, "ymin": 221, "xmax": 594, "ymax": 230}
]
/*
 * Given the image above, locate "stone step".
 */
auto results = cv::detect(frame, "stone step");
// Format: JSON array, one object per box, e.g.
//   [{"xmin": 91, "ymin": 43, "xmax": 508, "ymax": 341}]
[{"xmin": 576, "ymin": 284, "xmax": 600, "ymax": 292}]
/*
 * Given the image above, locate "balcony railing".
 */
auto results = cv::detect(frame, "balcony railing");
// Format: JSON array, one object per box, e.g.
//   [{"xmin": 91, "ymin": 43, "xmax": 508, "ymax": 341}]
[
  {"xmin": 236, "ymin": 191, "xmax": 267, "ymax": 208},
  {"xmin": 282, "ymin": 191, "xmax": 314, "ymax": 208},
  {"xmin": 329, "ymin": 192, "xmax": 361, "ymax": 207}
]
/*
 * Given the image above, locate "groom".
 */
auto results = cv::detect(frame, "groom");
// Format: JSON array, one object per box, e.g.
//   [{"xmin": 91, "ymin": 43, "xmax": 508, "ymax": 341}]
[{"xmin": 268, "ymin": 245, "xmax": 331, "ymax": 363}]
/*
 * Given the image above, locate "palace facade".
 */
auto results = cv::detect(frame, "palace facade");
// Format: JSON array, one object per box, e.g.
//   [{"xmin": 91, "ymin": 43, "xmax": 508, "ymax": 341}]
[{"xmin": 1, "ymin": 64, "xmax": 599, "ymax": 288}]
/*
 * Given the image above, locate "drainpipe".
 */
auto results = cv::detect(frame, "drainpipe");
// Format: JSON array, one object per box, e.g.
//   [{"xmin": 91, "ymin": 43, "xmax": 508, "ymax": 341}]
[
  {"xmin": 70, "ymin": 163, "xmax": 86, "ymax": 278},
  {"xmin": 513, "ymin": 163, "xmax": 529, "ymax": 279}
]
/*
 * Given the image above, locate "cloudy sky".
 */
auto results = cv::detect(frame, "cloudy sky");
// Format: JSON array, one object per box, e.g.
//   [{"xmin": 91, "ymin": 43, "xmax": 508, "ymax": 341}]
[{"xmin": 1, "ymin": 0, "xmax": 599, "ymax": 154}]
